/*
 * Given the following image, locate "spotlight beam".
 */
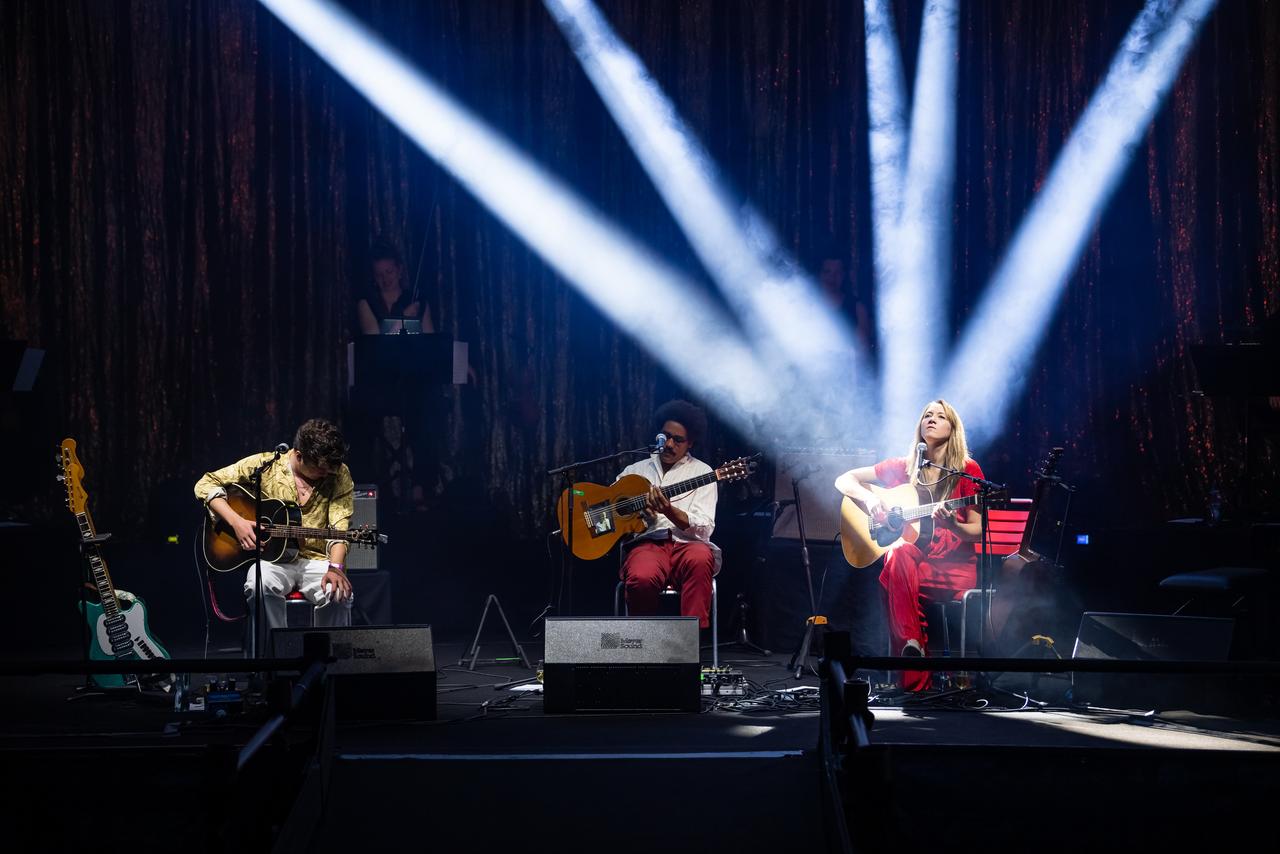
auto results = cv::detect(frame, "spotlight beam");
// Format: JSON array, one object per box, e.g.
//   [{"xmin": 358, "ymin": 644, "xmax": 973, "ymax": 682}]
[
  {"xmin": 544, "ymin": 0, "xmax": 873, "ymax": 445},
  {"xmin": 942, "ymin": 0, "xmax": 1217, "ymax": 448},
  {"xmin": 258, "ymin": 0, "xmax": 781, "ymax": 434},
  {"xmin": 878, "ymin": 0, "xmax": 960, "ymax": 452}
]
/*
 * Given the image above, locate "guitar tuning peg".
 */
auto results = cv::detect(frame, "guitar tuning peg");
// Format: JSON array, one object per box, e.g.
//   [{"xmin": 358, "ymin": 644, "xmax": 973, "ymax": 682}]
[{"xmin": 56, "ymin": 474, "xmax": 66, "ymax": 482}]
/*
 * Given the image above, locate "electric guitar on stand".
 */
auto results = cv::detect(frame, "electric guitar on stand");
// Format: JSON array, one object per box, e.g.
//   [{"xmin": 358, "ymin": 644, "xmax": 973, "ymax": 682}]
[{"xmin": 59, "ymin": 438, "xmax": 170, "ymax": 690}]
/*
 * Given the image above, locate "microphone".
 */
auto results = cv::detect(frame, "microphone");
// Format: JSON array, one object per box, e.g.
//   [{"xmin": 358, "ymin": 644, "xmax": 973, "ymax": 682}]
[
  {"xmin": 274, "ymin": 443, "xmax": 290, "ymax": 455},
  {"xmin": 654, "ymin": 433, "xmax": 668, "ymax": 453},
  {"xmin": 914, "ymin": 442, "xmax": 928, "ymax": 473}
]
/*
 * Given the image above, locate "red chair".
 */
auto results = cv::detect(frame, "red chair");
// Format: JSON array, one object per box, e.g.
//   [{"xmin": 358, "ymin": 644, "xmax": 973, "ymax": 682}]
[{"xmin": 955, "ymin": 498, "xmax": 1032, "ymax": 656}]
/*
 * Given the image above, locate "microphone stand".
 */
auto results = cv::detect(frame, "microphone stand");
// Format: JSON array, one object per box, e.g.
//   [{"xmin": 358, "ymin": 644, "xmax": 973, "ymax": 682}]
[
  {"xmin": 921, "ymin": 460, "xmax": 1005, "ymax": 688},
  {"xmin": 547, "ymin": 444, "xmax": 656, "ymax": 619},
  {"xmin": 250, "ymin": 445, "xmax": 288, "ymax": 660},
  {"xmin": 785, "ymin": 471, "xmax": 825, "ymax": 678}
]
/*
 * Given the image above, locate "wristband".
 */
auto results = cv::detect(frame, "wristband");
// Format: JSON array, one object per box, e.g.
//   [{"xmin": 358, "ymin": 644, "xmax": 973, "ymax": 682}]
[{"xmin": 328, "ymin": 562, "xmax": 345, "ymax": 572}]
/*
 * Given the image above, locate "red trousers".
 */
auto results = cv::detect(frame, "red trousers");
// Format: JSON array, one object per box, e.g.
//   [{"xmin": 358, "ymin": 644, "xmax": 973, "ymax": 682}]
[
  {"xmin": 621, "ymin": 538, "xmax": 715, "ymax": 628},
  {"xmin": 880, "ymin": 543, "xmax": 977, "ymax": 691}
]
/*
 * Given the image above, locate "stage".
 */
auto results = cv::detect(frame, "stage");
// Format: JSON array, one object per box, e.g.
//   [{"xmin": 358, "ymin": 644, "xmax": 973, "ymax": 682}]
[
  {"xmin": 2, "ymin": 643, "xmax": 1278, "ymax": 851},
  {"xmin": 4, "ymin": 0, "xmax": 1280, "ymax": 850}
]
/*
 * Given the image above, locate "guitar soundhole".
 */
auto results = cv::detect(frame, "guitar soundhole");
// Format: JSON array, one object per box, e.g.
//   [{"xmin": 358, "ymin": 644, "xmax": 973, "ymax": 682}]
[{"xmin": 585, "ymin": 501, "xmax": 615, "ymax": 538}]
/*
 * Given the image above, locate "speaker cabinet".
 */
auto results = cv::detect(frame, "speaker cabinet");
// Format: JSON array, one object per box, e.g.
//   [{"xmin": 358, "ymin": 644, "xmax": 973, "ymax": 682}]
[
  {"xmin": 270, "ymin": 624, "xmax": 435, "ymax": 720},
  {"xmin": 347, "ymin": 484, "xmax": 378, "ymax": 569},
  {"xmin": 1071, "ymin": 612, "xmax": 1234, "ymax": 711},
  {"xmin": 542, "ymin": 617, "xmax": 700, "ymax": 713}
]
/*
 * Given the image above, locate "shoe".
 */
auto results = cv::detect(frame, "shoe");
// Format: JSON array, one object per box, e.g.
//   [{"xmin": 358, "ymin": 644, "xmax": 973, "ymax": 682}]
[{"xmin": 901, "ymin": 639, "xmax": 924, "ymax": 657}]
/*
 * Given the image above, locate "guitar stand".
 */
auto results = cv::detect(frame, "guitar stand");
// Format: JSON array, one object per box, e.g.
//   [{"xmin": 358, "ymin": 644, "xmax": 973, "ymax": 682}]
[
  {"xmin": 715, "ymin": 592, "xmax": 772, "ymax": 657},
  {"xmin": 459, "ymin": 594, "xmax": 532, "ymax": 671},
  {"xmin": 68, "ymin": 530, "xmax": 141, "ymax": 700}
]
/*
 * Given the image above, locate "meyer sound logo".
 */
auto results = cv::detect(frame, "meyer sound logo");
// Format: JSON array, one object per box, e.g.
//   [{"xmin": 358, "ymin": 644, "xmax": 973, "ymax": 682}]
[
  {"xmin": 332, "ymin": 642, "xmax": 376, "ymax": 660},
  {"xmin": 600, "ymin": 632, "xmax": 643, "ymax": 650}
]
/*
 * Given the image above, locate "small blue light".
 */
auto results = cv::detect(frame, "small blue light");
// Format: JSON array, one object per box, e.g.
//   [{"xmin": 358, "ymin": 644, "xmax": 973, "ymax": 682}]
[{"xmin": 1076, "ymin": 534, "xmax": 1089, "ymax": 546}]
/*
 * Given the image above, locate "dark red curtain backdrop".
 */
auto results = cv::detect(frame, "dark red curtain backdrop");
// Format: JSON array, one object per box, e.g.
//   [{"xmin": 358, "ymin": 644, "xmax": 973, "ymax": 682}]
[{"xmin": 1, "ymin": 1, "xmax": 1277, "ymax": 534}]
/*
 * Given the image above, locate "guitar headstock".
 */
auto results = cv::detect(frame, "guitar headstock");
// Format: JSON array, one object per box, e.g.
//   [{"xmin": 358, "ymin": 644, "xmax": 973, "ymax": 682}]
[
  {"xmin": 715, "ymin": 453, "xmax": 761, "ymax": 484},
  {"xmin": 59, "ymin": 438, "xmax": 89, "ymax": 515},
  {"xmin": 1036, "ymin": 447, "xmax": 1064, "ymax": 480},
  {"xmin": 349, "ymin": 525, "xmax": 389, "ymax": 547}
]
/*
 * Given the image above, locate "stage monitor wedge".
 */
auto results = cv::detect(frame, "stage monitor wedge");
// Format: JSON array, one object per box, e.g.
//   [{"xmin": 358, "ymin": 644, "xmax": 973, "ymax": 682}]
[
  {"xmin": 270, "ymin": 624, "xmax": 435, "ymax": 720},
  {"xmin": 543, "ymin": 617, "xmax": 700, "ymax": 713}
]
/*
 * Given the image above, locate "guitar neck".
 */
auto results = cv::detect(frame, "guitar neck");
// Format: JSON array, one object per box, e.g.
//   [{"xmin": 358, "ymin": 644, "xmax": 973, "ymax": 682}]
[
  {"xmin": 75, "ymin": 511, "xmax": 122, "ymax": 621},
  {"xmin": 658, "ymin": 470, "xmax": 720, "ymax": 500},
  {"xmin": 901, "ymin": 493, "xmax": 978, "ymax": 523},
  {"xmin": 261, "ymin": 523, "xmax": 358, "ymax": 541}
]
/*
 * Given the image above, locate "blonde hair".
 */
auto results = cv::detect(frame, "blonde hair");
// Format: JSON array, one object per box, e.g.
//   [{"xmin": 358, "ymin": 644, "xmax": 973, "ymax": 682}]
[{"xmin": 907, "ymin": 399, "xmax": 970, "ymax": 497}]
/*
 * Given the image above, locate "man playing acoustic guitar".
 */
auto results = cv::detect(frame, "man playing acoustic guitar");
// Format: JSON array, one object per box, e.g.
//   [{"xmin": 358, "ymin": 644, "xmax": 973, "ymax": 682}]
[
  {"xmin": 616, "ymin": 400, "xmax": 720, "ymax": 628},
  {"xmin": 195, "ymin": 418, "xmax": 355, "ymax": 645}
]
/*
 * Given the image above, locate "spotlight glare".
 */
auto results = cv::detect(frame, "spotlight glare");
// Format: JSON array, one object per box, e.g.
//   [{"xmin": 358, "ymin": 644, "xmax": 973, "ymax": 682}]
[
  {"xmin": 942, "ymin": 0, "xmax": 1217, "ymax": 449},
  {"xmin": 258, "ymin": 0, "xmax": 781, "ymax": 433},
  {"xmin": 871, "ymin": 0, "xmax": 960, "ymax": 452},
  {"xmin": 545, "ymin": 0, "xmax": 874, "ymax": 448}
]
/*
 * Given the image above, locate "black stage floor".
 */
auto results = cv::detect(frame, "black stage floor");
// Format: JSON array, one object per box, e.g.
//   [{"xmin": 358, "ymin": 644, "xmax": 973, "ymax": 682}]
[{"xmin": 2, "ymin": 644, "xmax": 1278, "ymax": 852}]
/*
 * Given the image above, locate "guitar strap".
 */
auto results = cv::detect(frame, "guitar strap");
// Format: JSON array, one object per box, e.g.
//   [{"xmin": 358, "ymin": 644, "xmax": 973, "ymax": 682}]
[{"xmin": 207, "ymin": 577, "xmax": 245, "ymax": 623}]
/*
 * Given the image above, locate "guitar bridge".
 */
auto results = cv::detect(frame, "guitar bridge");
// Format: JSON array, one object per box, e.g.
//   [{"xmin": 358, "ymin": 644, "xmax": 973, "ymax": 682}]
[{"xmin": 584, "ymin": 501, "xmax": 615, "ymax": 538}]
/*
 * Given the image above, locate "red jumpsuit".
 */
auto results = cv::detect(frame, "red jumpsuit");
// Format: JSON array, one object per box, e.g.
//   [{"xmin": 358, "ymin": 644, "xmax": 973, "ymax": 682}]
[{"xmin": 873, "ymin": 456, "xmax": 984, "ymax": 691}]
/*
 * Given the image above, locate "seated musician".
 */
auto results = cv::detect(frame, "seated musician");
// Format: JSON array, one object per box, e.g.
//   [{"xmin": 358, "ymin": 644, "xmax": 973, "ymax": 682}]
[
  {"xmin": 355, "ymin": 240, "xmax": 435, "ymax": 335},
  {"xmin": 616, "ymin": 400, "xmax": 720, "ymax": 628},
  {"xmin": 194, "ymin": 419, "xmax": 355, "ymax": 642},
  {"xmin": 834, "ymin": 399, "xmax": 985, "ymax": 691}
]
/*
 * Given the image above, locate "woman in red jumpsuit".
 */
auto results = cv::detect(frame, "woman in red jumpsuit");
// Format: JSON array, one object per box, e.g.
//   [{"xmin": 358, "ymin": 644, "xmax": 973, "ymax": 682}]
[{"xmin": 835, "ymin": 399, "xmax": 985, "ymax": 691}]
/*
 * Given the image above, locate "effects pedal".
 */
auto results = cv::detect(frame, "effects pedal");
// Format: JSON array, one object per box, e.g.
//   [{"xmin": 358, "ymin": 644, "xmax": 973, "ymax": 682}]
[{"xmin": 700, "ymin": 666, "xmax": 747, "ymax": 697}]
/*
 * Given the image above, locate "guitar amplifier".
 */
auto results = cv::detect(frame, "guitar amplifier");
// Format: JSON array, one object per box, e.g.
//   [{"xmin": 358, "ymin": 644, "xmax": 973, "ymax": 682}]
[
  {"xmin": 270, "ymin": 624, "xmax": 435, "ymax": 720},
  {"xmin": 543, "ymin": 617, "xmax": 701, "ymax": 713},
  {"xmin": 773, "ymin": 447, "xmax": 878, "ymax": 541},
  {"xmin": 347, "ymin": 484, "xmax": 378, "ymax": 569}
]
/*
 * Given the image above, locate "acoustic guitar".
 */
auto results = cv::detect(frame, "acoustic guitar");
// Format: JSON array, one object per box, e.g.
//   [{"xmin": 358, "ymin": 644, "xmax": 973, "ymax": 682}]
[
  {"xmin": 201, "ymin": 482, "xmax": 386, "ymax": 573},
  {"xmin": 59, "ymin": 438, "xmax": 170, "ymax": 689},
  {"xmin": 557, "ymin": 455, "xmax": 758, "ymax": 560},
  {"xmin": 839, "ymin": 482, "xmax": 981, "ymax": 569}
]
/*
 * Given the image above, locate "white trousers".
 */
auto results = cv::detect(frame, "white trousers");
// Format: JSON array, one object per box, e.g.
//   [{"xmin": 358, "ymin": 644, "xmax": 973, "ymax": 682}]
[{"xmin": 243, "ymin": 557, "xmax": 352, "ymax": 655}]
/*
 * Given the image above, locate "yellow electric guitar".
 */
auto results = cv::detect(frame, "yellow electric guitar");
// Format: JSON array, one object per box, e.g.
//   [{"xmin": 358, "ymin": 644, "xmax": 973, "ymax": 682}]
[
  {"xmin": 557, "ymin": 455, "xmax": 758, "ymax": 560},
  {"xmin": 839, "ymin": 482, "xmax": 981, "ymax": 569}
]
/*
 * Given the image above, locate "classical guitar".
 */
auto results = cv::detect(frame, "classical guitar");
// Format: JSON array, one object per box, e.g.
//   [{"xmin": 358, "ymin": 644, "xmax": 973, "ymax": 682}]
[
  {"xmin": 59, "ymin": 438, "xmax": 170, "ymax": 689},
  {"xmin": 556, "ymin": 455, "xmax": 759, "ymax": 561},
  {"xmin": 201, "ymin": 482, "xmax": 387, "ymax": 573},
  {"xmin": 839, "ymin": 481, "xmax": 982, "ymax": 569}
]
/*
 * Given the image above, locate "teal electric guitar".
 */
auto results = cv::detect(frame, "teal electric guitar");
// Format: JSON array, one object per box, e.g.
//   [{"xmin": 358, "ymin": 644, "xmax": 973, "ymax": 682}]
[{"xmin": 60, "ymin": 438, "xmax": 170, "ymax": 689}]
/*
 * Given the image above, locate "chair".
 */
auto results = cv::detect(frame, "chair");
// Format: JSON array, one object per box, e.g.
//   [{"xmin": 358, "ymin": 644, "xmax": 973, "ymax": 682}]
[
  {"xmin": 924, "ymin": 499, "xmax": 1032, "ymax": 658},
  {"xmin": 613, "ymin": 542, "xmax": 719, "ymax": 669},
  {"xmin": 1159, "ymin": 565, "xmax": 1270, "ymax": 658},
  {"xmin": 195, "ymin": 538, "xmax": 245, "ymax": 658}
]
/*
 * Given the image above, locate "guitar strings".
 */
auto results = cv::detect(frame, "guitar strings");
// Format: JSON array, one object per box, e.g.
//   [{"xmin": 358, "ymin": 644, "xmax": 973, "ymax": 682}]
[{"xmin": 578, "ymin": 460, "xmax": 749, "ymax": 526}]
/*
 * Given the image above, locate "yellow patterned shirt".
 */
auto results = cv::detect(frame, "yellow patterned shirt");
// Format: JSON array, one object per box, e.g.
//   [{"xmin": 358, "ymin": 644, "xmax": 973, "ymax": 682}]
[{"xmin": 194, "ymin": 452, "xmax": 355, "ymax": 560}]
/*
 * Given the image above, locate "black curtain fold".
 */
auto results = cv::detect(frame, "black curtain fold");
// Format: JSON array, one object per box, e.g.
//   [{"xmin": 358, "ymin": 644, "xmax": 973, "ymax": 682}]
[{"xmin": 2, "ymin": 0, "xmax": 1277, "ymax": 536}]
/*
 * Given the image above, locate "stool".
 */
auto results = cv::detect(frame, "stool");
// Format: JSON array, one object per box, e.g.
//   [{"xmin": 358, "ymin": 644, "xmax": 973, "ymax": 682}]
[
  {"xmin": 1160, "ymin": 565, "xmax": 1271, "ymax": 658},
  {"xmin": 1160, "ymin": 566, "xmax": 1268, "ymax": 604},
  {"xmin": 285, "ymin": 589, "xmax": 314, "ymax": 628}
]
